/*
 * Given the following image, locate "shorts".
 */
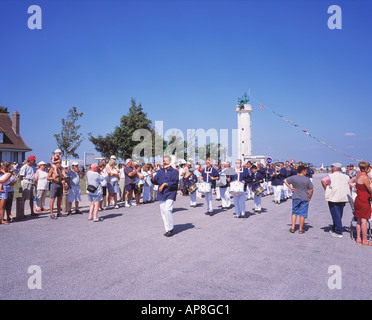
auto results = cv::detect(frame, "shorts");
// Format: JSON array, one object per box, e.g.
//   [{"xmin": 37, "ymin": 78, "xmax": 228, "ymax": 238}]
[
  {"xmin": 292, "ymin": 199, "xmax": 309, "ymax": 218},
  {"xmin": 68, "ymin": 186, "xmax": 81, "ymax": 202},
  {"xmin": 21, "ymin": 181, "xmax": 34, "ymax": 200},
  {"xmin": 125, "ymin": 183, "xmax": 135, "ymax": 192},
  {"xmin": 88, "ymin": 192, "xmax": 103, "ymax": 203},
  {"xmin": 50, "ymin": 182, "xmax": 63, "ymax": 199},
  {"xmin": 5, "ymin": 191, "xmax": 14, "ymax": 210},
  {"xmin": 0, "ymin": 190, "xmax": 8, "ymax": 200},
  {"xmin": 107, "ymin": 181, "xmax": 119, "ymax": 194},
  {"xmin": 134, "ymin": 184, "xmax": 143, "ymax": 195}
]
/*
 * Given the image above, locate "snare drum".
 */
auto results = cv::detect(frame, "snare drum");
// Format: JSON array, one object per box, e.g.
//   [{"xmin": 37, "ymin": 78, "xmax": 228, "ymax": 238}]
[
  {"xmin": 230, "ymin": 181, "xmax": 245, "ymax": 195},
  {"xmin": 188, "ymin": 184, "xmax": 198, "ymax": 194},
  {"xmin": 254, "ymin": 186, "xmax": 265, "ymax": 196},
  {"xmin": 198, "ymin": 182, "xmax": 211, "ymax": 194}
]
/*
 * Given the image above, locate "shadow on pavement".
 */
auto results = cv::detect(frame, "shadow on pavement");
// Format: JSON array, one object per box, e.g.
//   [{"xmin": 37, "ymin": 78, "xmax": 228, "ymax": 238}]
[{"xmin": 174, "ymin": 222, "xmax": 195, "ymax": 235}]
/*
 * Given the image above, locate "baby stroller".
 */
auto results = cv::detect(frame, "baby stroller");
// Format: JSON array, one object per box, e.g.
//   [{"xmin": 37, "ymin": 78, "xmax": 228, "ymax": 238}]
[{"xmin": 348, "ymin": 194, "xmax": 371, "ymax": 240}]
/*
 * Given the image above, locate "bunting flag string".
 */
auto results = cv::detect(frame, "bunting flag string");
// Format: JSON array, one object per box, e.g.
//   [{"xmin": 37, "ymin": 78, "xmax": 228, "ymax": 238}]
[{"xmin": 250, "ymin": 96, "xmax": 362, "ymax": 162}]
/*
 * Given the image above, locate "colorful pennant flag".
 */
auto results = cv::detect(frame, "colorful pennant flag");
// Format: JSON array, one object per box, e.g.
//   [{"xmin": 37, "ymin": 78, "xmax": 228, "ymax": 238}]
[{"xmin": 250, "ymin": 96, "xmax": 362, "ymax": 162}]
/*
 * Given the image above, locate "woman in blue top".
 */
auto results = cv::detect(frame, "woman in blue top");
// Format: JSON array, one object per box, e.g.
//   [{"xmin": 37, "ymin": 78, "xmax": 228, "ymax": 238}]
[
  {"xmin": 199, "ymin": 158, "xmax": 219, "ymax": 215},
  {"xmin": 227, "ymin": 159, "xmax": 249, "ymax": 218}
]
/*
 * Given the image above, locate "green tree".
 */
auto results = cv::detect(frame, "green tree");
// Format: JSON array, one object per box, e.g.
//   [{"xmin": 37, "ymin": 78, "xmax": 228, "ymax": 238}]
[
  {"xmin": 195, "ymin": 142, "xmax": 223, "ymax": 162},
  {"xmin": 54, "ymin": 107, "xmax": 84, "ymax": 160},
  {"xmin": 89, "ymin": 98, "xmax": 164, "ymax": 161}
]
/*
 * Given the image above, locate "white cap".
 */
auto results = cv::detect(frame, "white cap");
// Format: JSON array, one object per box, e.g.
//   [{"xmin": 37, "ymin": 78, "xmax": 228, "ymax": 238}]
[
  {"xmin": 38, "ymin": 161, "xmax": 46, "ymax": 165},
  {"xmin": 55, "ymin": 149, "xmax": 62, "ymax": 153},
  {"xmin": 110, "ymin": 155, "xmax": 116, "ymax": 159},
  {"xmin": 331, "ymin": 163, "xmax": 342, "ymax": 168},
  {"xmin": 72, "ymin": 161, "xmax": 79, "ymax": 166}
]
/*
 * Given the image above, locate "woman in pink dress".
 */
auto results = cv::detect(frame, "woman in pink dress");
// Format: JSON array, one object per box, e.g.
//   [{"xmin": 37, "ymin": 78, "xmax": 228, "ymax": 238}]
[{"xmin": 352, "ymin": 162, "xmax": 372, "ymax": 246}]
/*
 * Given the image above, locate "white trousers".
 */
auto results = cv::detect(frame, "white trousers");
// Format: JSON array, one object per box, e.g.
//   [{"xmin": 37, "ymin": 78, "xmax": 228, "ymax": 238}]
[
  {"xmin": 220, "ymin": 187, "xmax": 231, "ymax": 208},
  {"xmin": 283, "ymin": 184, "xmax": 292, "ymax": 198},
  {"xmin": 273, "ymin": 185, "xmax": 283, "ymax": 202},
  {"xmin": 216, "ymin": 187, "xmax": 221, "ymax": 199},
  {"xmin": 266, "ymin": 181, "xmax": 274, "ymax": 195},
  {"xmin": 159, "ymin": 199, "xmax": 174, "ymax": 232},
  {"xmin": 189, "ymin": 192, "xmax": 197, "ymax": 206},
  {"xmin": 254, "ymin": 194, "xmax": 262, "ymax": 210},
  {"xmin": 246, "ymin": 188, "xmax": 254, "ymax": 200},
  {"xmin": 205, "ymin": 191, "xmax": 213, "ymax": 212},
  {"xmin": 233, "ymin": 192, "xmax": 246, "ymax": 216}
]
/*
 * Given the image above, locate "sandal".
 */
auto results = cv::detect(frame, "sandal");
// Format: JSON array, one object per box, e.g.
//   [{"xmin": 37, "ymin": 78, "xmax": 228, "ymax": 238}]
[
  {"xmin": 50, "ymin": 214, "xmax": 57, "ymax": 220},
  {"xmin": 299, "ymin": 230, "xmax": 305, "ymax": 234},
  {"xmin": 362, "ymin": 241, "xmax": 372, "ymax": 246},
  {"xmin": 289, "ymin": 228, "xmax": 295, "ymax": 233}
]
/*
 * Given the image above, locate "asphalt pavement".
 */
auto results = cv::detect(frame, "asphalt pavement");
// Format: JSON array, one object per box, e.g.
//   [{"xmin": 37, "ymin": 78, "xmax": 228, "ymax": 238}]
[{"xmin": 0, "ymin": 173, "xmax": 371, "ymax": 300}]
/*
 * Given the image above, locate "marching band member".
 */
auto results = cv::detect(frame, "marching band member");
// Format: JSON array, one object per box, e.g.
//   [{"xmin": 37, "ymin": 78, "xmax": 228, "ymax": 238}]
[
  {"xmin": 306, "ymin": 165, "xmax": 314, "ymax": 182},
  {"xmin": 185, "ymin": 168, "xmax": 198, "ymax": 207},
  {"xmin": 257, "ymin": 162, "xmax": 267, "ymax": 195},
  {"xmin": 215, "ymin": 161, "xmax": 222, "ymax": 200},
  {"xmin": 265, "ymin": 164, "xmax": 274, "ymax": 195},
  {"xmin": 244, "ymin": 161, "xmax": 253, "ymax": 200},
  {"xmin": 279, "ymin": 162, "xmax": 288, "ymax": 201},
  {"xmin": 249, "ymin": 165, "xmax": 264, "ymax": 213},
  {"xmin": 228, "ymin": 159, "xmax": 249, "ymax": 218},
  {"xmin": 219, "ymin": 161, "xmax": 231, "ymax": 209},
  {"xmin": 199, "ymin": 158, "xmax": 219, "ymax": 216},
  {"xmin": 271, "ymin": 163, "xmax": 285, "ymax": 204},
  {"xmin": 283, "ymin": 161, "xmax": 293, "ymax": 200},
  {"xmin": 150, "ymin": 155, "xmax": 179, "ymax": 237}
]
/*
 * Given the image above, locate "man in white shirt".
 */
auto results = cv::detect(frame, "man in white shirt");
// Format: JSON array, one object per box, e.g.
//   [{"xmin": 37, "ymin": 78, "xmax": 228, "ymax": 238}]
[
  {"xmin": 66, "ymin": 162, "xmax": 83, "ymax": 215},
  {"xmin": 321, "ymin": 162, "xmax": 351, "ymax": 238},
  {"xmin": 19, "ymin": 155, "xmax": 37, "ymax": 216}
]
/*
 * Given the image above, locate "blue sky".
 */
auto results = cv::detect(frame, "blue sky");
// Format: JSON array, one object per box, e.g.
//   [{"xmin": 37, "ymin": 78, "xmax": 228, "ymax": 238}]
[{"xmin": 0, "ymin": 0, "xmax": 371, "ymax": 166}]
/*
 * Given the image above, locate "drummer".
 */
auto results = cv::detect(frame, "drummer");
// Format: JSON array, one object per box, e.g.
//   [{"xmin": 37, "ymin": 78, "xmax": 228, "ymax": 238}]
[
  {"xmin": 185, "ymin": 168, "xmax": 198, "ymax": 207},
  {"xmin": 199, "ymin": 158, "xmax": 219, "ymax": 215},
  {"xmin": 244, "ymin": 161, "xmax": 254, "ymax": 200},
  {"xmin": 227, "ymin": 159, "xmax": 249, "ymax": 218},
  {"xmin": 219, "ymin": 161, "xmax": 231, "ymax": 210},
  {"xmin": 249, "ymin": 165, "xmax": 265, "ymax": 213}
]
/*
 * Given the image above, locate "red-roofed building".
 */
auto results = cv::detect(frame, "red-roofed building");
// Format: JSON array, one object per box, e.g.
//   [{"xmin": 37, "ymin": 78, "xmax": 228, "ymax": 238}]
[{"xmin": 0, "ymin": 110, "xmax": 32, "ymax": 163}]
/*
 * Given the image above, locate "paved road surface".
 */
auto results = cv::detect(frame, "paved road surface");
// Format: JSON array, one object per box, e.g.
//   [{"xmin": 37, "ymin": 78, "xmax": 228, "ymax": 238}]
[{"xmin": 0, "ymin": 174, "xmax": 371, "ymax": 300}]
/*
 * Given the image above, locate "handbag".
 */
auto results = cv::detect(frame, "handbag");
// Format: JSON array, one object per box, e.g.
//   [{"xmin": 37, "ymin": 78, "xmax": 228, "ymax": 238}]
[
  {"xmin": 86, "ymin": 173, "xmax": 98, "ymax": 193},
  {"xmin": 87, "ymin": 184, "xmax": 97, "ymax": 193}
]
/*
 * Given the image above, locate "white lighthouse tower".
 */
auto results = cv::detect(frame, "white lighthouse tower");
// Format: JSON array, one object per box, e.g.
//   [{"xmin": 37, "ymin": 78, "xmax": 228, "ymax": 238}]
[
  {"xmin": 236, "ymin": 93, "xmax": 253, "ymax": 161},
  {"xmin": 236, "ymin": 92, "xmax": 266, "ymax": 164}
]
